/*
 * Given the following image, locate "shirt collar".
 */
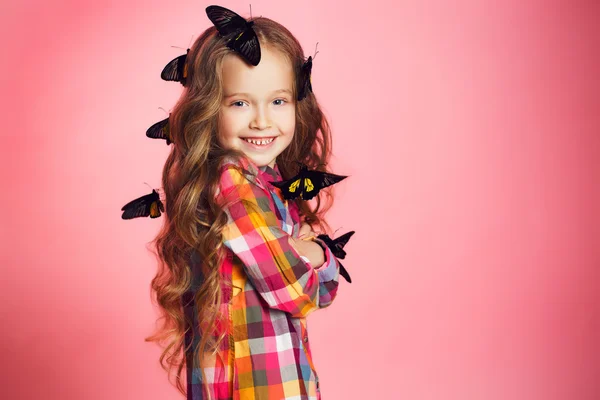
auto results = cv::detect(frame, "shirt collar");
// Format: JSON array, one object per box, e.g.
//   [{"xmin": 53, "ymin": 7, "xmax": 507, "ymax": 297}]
[
  {"xmin": 257, "ymin": 163, "xmax": 281, "ymax": 182},
  {"xmin": 222, "ymin": 155, "xmax": 282, "ymax": 188}
]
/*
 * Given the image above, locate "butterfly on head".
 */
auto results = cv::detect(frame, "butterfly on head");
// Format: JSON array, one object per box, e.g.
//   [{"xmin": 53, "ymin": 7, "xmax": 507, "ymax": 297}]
[
  {"xmin": 161, "ymin": 48, "xmax": 190, "ymax": 86},
  {"xmin": 205, "ymin": 5, "xmax": 261, "ymax": 66},
  {"xmin": 269, "ymin": 162, "xmax": 348, "ymax": 201},
  {"xmin": 297, "ymin": 43, "xmax": 319, "ymax": 101},
  {"xmin": 146, "ymin": 115, "xmax": 172, "ymax": 145},
  {"xmin": 121, "ymin": 189, "xmax": 165, "ymax": 220},
  {"xmin": 316, "ymin": 230, "xmax": 356, "ymax": 283}
]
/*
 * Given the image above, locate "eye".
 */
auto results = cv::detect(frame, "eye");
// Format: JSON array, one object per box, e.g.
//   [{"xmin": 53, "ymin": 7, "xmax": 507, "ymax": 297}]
[
  {"xmin": 231, "ymin": 101, "xmax": 247, "ymax": 107},
  {"xmin": 273, "ymin": 98, "xmax": 287, "ymax": 106}
]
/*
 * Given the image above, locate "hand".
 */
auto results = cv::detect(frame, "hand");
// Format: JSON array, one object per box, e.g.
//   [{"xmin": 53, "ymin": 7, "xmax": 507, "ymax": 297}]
[
  {"xmin": 288, "ymin": 223, "xmax": 325, "ymax": 266},
  {"xmin": 297, "ymin": 222, "xmax": 318, "ymax": 241}
]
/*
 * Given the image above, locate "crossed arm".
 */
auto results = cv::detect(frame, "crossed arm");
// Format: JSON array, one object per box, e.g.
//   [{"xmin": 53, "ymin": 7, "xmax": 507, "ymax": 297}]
[{"xmin": 219, "ymin": 166, "xmax": 340, "ymax": 317}]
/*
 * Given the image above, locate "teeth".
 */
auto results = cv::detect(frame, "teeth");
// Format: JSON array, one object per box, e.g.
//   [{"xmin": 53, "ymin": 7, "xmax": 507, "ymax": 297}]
[{"xmin": 243, "ymin": 137, "xmax": 274, "ymax": 145}]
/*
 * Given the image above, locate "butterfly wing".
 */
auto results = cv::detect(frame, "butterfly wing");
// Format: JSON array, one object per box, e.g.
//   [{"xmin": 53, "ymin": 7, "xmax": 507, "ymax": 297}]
[
  {"xmin": 270, "ymin": 176, "xmax": 303, "ymax": 200},
  {"xmin": 300, "ymin": 170, "xmax": 347, "ymax": 200},
  {"xmin": 146, "ymin": 117, "xmax": 171, "ymax": 145},
  {"xmin": 339, "ymin": 262, "xmax": 352, "ymax": 283},
  {"xmin": 316, "ymin": 233, "xmax": 353, "ymax": 283},
  {"xmin": 316, "ymin": 234, "xmax": 336, "ymax": 252},
  {"xmin": 331, "ymin": 230, "xmax": 356, "ymax": 258},
  {"xmin": 205, "ymin": 5, "xmax": 248, "ymax": 36},
  {"xmin": 161, "ymin": 52, "xmax": 188, "ymax": 85},
  {"xmin": 317, "ymin": 232, "xmax": 347, "ymax": 259},
  {"xmin": 297, "ymin": 56, "xmax": 313, "ymax": 101},
  {"xmin": 121, "ymin": 190, "xmax": 163, "ymax": 220},
  {"xmin": 227, "ymin": 28, "xmax": 261, "ymax": 66}
]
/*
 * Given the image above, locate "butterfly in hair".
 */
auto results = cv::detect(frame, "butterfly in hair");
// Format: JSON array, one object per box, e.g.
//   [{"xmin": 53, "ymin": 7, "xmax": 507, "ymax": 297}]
[
  {"xmin": 205, "ymin": 5, "xmax": 261, "ymax": 66},
  {"xmin": 121, "ymin": 189, "xmax": 164, "ymax": 219},
  {"xmin": 269, "ymin": 163, "xmax": 347, "ymax": 201},
  {"xmin": 161, "ymin": 48, "xmax": 189, "ymax": 86},
  {"xmin": 316, "ymin": 230, "xmax": 356, "ymax": 283},
  {"xmin": 146, "ymin": 115, "xmax": 172, "ymax": 145},
  {"xmin": 297, "ymin": 43, "xmax": 319, "ymax": 101}
]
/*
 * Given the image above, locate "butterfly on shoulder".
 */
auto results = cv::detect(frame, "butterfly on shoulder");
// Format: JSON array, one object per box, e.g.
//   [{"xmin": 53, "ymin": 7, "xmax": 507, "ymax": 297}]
[
  {"xmin": 146, "ymin": 115, "xmax": 172, "ymax": 145},
  {"xmin": 121, "ymin": 189, "xmax": 164, "ymax": 220},
  {"xmin": 205, "ymin": 5, "xmax": 261, "ymax": 66},
  {"xmin": 161, "ymin": 48, "xmax": 189, "ymax": 86},
  {"xmin": 269, "ymin": 163, "xmax": 347, "ymax": 201}
]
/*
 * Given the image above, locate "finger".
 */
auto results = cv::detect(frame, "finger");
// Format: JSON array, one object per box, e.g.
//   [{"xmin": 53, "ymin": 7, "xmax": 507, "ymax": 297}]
[
  {"xmin": 301, "ymin": 232, "xmax": 317, "ymax": 241},
  {"xmin": 298, "ymin": 223, "xmax": 314, "ymax": 237}
]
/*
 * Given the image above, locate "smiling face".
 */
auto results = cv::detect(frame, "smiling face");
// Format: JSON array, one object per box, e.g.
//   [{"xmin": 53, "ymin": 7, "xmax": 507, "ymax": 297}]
[{"xmin": 217, "ymin": 45, "xmax": 296, "ymax": 168}]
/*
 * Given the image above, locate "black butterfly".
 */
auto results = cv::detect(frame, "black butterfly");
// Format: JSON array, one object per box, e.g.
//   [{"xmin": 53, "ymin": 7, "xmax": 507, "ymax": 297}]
[
  {"xmin": 297, "ymin": 56, "xmax": 313, "ymax": 101},
  {"xmin": 205, "ymin": 5, "xmax": 261, "ymax": 66},
  {"xmin": 121, "ymin": 189, "xmax": 164, "ymax": 219},
  {"xmin": 317, "ymin": 231, "xmax": 356, "ymax": 283},
  {"xmin": 269, "ymin": 163, "xmax": 347, "ymax": 201},
  {"xmin": 146, "ymin": 116, "xmax": 172, "ymax": 145},
  {"xmin": 161, "ymin": 48, "xmax": 189, "ymax": 86},
  {"xmin": 297, "ymin": 43, "xmax": 318, "ymax": 101}
]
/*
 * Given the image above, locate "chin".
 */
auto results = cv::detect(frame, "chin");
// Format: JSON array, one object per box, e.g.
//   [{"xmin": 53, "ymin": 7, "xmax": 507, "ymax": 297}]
[{"xmin": 248, "ymin": 156, "xmax": 275, "ymax": 168}]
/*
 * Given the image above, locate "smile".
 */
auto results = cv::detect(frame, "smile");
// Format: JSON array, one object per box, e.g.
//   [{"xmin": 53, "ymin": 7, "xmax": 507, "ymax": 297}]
[{"xmin": 242, "ymin": 137, "xmax": 276, "ymax": 147}]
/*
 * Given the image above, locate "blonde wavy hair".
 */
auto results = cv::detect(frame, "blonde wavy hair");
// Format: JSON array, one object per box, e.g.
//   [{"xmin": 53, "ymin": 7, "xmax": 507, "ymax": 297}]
[{"xmin": 144, "ymin": 17, "xmax": 337, "ymax": 399}]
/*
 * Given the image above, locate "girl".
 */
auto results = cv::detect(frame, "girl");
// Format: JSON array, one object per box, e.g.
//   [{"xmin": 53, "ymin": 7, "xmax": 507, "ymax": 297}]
[{"xmin": 146, "ymin": 10, "xmax": 343, "ymax": 400}]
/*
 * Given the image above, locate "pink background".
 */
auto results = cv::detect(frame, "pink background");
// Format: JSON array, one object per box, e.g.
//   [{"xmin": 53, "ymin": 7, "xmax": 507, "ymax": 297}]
[{"xmin": 1, "ymin": 0, "xmax": 599, "ymax": 399}]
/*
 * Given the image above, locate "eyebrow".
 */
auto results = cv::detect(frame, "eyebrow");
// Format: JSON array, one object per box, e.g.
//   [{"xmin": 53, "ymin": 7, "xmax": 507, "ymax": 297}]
[{"xmin": 224, "ymin": 89, "xmax": 293, "ymax": 98}]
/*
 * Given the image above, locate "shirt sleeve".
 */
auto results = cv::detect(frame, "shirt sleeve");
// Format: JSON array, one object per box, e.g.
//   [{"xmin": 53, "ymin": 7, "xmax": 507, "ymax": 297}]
[
  {"xmin": 218, "ymin": 166, "xmax": 339, "ymax": 318},
  {"xmin": 300, "ymin": 238, "xmax": 340, "ymax": 309}
]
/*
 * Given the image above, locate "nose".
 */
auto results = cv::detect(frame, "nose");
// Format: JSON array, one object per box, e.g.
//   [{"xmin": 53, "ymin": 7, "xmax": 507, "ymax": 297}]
[{"xmin": 250, "ymin": 104, "xmax": 271, "ymax": 130}]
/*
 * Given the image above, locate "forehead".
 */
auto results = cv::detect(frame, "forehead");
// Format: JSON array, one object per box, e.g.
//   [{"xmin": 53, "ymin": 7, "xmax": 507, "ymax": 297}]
[{"xmin": 221, "ymin": 45, "xmax": 294, "ymax": 96}]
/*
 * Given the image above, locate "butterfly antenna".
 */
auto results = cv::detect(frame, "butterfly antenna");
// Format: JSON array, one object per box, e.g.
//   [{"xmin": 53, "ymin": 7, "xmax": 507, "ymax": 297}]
[
  {"xmin": 171, "ymin": 45, "xmax": 187, "ymax": 50},
  {"xmin": 333, "ymin": 227, "xmax": 343, "ymax": 237},
  {"xmin": 158, "ymin": 106, "xmax": 169, "ymax": 115},
  {"xmin": 249, "ymin": 4, "xmax": 252, "ymax": 19},
  {"xmin": 188, "ymin": 35, "xmax": 194, "ymax": 48},
  {"xmin": 313, "ymin": 42, "xmax": 320, "ymax": 60},
  {"xmin": 142, "ymin": 182, "xmax": 153, "ymax": 191}
]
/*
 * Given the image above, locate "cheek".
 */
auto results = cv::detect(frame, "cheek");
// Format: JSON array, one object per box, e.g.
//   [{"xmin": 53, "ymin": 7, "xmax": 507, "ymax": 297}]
[
  {"xmin": 283, "ymin": 109, "xmax": 296, "ymax": 134},
  {"xmin": 218, "ymin": 111, "xmax": 238, "ymax": 140}
]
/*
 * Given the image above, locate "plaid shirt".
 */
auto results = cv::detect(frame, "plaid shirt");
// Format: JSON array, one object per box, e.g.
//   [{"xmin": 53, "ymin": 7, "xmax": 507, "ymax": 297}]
[{"xmin": 183, "ymin": 156, "xmax": 341, "ymax": 400}]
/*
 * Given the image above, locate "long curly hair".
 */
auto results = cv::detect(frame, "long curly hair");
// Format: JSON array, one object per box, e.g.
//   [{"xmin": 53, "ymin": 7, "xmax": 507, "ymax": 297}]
[{"xmin": 144, "ymin": 16, "xmax": 338, "ymax": 399}]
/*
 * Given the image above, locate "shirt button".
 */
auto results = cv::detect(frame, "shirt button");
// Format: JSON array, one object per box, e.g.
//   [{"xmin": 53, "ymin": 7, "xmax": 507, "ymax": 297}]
[{"xmin": 303, "ymin": 336, "xmax": 308, "ymax": 343}]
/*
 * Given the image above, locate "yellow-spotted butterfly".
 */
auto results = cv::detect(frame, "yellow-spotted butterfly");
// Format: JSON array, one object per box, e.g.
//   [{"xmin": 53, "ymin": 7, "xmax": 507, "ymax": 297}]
[
  {"xmin": 316, "ymin": 230, "xmax": 355, "ymax": 283},
  {"xmin": 206, "ymin": 5, "xmax": 261, "ymax": 66},
  {"xmin": 121, "ymin": 188, "xmax": 164, "ymax": 220},
  {"xmin": 298, "ymin": 43, "xmax": 319, "ymax": 101},
  {"xmin": 269, "ymin": 163, "xmax": 347, "ymax": 201},
  {"xmin": 146, "ymin": 115, "xmax": 172, "ymax": 145},
  {"xmin": 161, "ymin": 48, "xmax": 189, "ymax": 86}
]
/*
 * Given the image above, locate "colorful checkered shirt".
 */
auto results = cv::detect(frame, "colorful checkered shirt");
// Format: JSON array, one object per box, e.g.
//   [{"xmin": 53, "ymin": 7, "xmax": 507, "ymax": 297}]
[{"xmin": 183, "ymin": 156, "xmax": 341, "ymax": 400}]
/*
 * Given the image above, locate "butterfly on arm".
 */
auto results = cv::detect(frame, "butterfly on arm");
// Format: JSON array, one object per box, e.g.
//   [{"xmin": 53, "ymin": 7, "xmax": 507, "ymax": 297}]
[{"xmin": 316, "ymin": 230, "xmax": 355, "ymax": 283}]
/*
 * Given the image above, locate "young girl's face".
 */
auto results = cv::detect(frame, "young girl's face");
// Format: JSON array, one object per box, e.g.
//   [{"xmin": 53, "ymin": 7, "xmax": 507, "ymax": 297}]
[{"xmin": 218, "ymin": 45, "xmax": 296, "ymax": 168}]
